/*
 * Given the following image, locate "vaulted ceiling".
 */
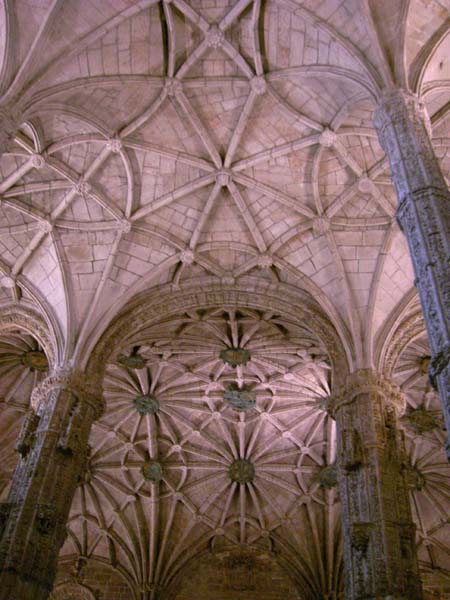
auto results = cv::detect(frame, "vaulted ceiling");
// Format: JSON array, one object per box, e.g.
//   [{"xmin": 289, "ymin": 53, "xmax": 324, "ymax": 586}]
[{"xmin": 0, "ymin": 1, "xmax": 449, "ymax": 598}]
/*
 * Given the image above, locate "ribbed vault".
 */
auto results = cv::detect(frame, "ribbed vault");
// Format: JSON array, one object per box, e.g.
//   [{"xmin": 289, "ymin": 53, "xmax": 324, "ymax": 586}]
[{"xmin": 0, "ymin": 0, "xmax": 449, "ymax": 598}]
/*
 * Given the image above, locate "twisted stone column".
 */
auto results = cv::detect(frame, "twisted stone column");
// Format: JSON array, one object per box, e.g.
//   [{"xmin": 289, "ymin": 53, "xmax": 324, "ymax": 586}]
[
  {"xmin": 0, "ymin": 369, "xmax": 104, "ymax": 600},
  {"xmin": 329, "ymin": 370, "xmax": 423, "ymax": 600},
  {"xmin": 374, "ymin": 90, "xmax": 450, "ymax": 459}
]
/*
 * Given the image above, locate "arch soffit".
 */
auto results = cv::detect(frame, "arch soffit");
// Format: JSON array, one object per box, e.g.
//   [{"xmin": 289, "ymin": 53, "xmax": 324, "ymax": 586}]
[
  {"xmin": 376, "ymin": 294, "xmax": 426, "ymax": 378},
  {"xmin": 50, "ymin": 582, "xmax": 95, "ymax": 600},
  {"xmin": 0, "ymin": 302, "xmax": 59, "ymax": 367},
  {"xmin": 86, "ymin": 281, "xmax": 351, "ymax": 386}
]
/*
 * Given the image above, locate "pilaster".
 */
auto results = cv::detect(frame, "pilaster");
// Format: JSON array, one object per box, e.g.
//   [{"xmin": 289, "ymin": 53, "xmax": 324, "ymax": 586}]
[
  {"xmin": 374, "ymin": 89, "xmax": 450, "ymax": 459},
  {"xmin": 329, "ymin": 369, "xmax": 423, "ymax": 600},
  {"xmin": 0, "ymin": 369, "xmax": 104, "ymax": 600}
]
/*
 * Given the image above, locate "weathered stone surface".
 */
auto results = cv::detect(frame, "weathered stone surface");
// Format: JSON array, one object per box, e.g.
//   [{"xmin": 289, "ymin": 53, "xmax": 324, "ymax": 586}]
[
  {"xmin": 0, "ymin": 369, "xmax": 104, "ymax": 600},
  {"xmin": 374, "ymin": 90, "xmax": 450, "ymax": 459},
  {"xmin": 329, "ymin": 369, "xmax": 423, "ymax": 600}
]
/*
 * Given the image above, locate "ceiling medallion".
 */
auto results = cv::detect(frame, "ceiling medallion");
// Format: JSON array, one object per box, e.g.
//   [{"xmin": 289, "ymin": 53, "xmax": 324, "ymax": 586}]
[
  {"xmin": 228, "ymin": 459, "xmax": 255, "ymax": 484},
  {"xmin": 220, "ymin": 347, "xmax": 251, "ymax": 368},
  {"xmin": 223, "ymin": 385, "xmax": 256, "ymax": 412},
  {"xmin": 117, "ymin": 346, "xmax": 146, "ymax": 369},
  {"xmin": 142, "ymin": 461, "xmax": 164, "ymax": 482},
  {"xmin": 21, "ymin": 350, "xmax": 48, "ymax": 372},
  {"xmin": 420, "ymin": 355, "xmax": 431, "ymax": 374},
  {"xmin": 317, "ymin": 464, "xmax": 338, "ymax": 489},
  {"xmin": 406, "ymin": 405, "xmax": 438, "ymax": 434},
  {"xmin": 404, "ymin": 464, "xmax": 425, "ymax": 491},
  {"xmin": 134, "ymin": 394, "xmax": 160, "ymax": 415}
]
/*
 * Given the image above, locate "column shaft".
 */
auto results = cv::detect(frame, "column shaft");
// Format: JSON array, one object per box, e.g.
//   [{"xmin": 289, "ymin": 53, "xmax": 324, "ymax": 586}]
[
  {"xmin": 374, "ymin": 90, "xmax": 450, "ymax": 458},
  {"xmin": 330, "ymin": 370, "xmax": 423, "ymax": 600},
  {"xmin": 0, "ymin": 370, "xmax": 103, "ymax": 600}
]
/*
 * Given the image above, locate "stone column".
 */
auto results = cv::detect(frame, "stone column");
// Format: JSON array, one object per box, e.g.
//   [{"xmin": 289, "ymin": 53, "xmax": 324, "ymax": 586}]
[
  {"xmin": 329, "ymin": 369, "xmax": 423, "ymax": 600},
  {"xmin": 0, "ymin": 369, "xmax": 104, "ymax": 600},
  {"xmin": 374, "ymin": 90, "xmax": 450, "ymax": 459}
]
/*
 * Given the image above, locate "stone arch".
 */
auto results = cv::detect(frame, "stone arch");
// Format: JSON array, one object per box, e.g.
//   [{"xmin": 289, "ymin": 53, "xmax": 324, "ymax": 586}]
[
  {"xmin": 50, "ymin": 581, "xmax": 96, "ymax": 600},
  {"xmin": 0, "ymin": 303, "xmax": 59, "ymax": 368},
  {"xmin": 86, "ymin": 281, "xmax": 350, "ymax": 387}
]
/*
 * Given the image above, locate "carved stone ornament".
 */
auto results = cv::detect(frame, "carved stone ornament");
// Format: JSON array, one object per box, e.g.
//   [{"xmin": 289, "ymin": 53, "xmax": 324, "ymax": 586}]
[
  {"xmin": 142, "ymin": 461, "xmax": 164, "ymax": 482},
  {"xmin": 30, "ymin": 369, "xmax": 104, "ymax": 417},
  {"xmin": 21, "ymin": 350, "xmax": 49, "ymax": 372},
  {"xmin": 223, "ymin": 385, "xmax": 256, "ymax": 412},
  {"xmin": 0, "ymin": 305, "xmax": 57, "ymax": 368},
  {"xmin": 220, "ymin": 346, "xmax": 251, "ymax": 367},
  {"xmin": 328, "ymin": 369, "xmax": 405, "ymax": 417},
  {"xmin": 15, "ymin": 409, "xmax": 40, "ymax": 457},
  {"xmin": 351, "ymin": 522, "xmax": 372, "ymax": 555},
  {"xmin": 117, "ymin": 346, "xmax": 146, "ymax": 369},
  {"xmin": 404, "ymin": 464, "xmax": 425, "ymax": 491},
  {"xmin": 228, "ymin": 459, "xmax": 255, "ymax": 483},
  {"xmin": 35, "ymin": 504, "xmax": 59, "ymax": 536},
  {"xmin": 405, "ymin": 405, "xmax": 438, "ymax": 434},
  {"xmin": 317, "ymin": 464, "xmax": 338, "ymax": 489},
  {"xmin": 134, "ymin": 394, "xmax": 160, "ymax": 415}
]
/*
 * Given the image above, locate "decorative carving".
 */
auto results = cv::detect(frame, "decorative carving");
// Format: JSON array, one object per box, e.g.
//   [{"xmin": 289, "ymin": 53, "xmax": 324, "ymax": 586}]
[
  {"xmin": 31, "ymin": 369, "xmax": 104, "ymax": 417},
  {"xmin": 31, "ymin": 153, "xmax": 45, "ymax": 169},
  {"xmin": 223, "ymin": 385, "xmax": 256, "ymax": 412},
  {"xmin": 317, "ymin": 464, "xmax": 338, "ymax": 489},
  {"xmin": 164, "ymin": 77, "xmax": 182, "ymax": 96},
  {"xmin": 329, "ymin": 369, "xmax": 405, "ymax": 417},
  {"xmin": 117, "ymin": 346, "xmax": 146, "ymax": 370},
  {"xmin": 341, "ymin": 429, "xmax": 363, "ymax": 472},
  {"xmin": 351, "ymin": 522, "xmax": 372, "ymax": 555},
  {"xmin": 250, "ymin": 75, "xmax": 267, "ymax": 95},
  {"xmin": 35, "ymin": 504, "xmax": 59, "ymax": 535},
  {"xmin": 228, "ymin": 459, "xmax": 255, "ymax": 483},
  {"xmin": 404, "ymin": 464, "xmax": 425, "ymax": 491},
  {"xmin": 179, "ymin": 249, "xmax": 195, "ymax": 265},
  {"xmin": 134, "ymin": 394, "xmax": 160, "ymax": 415},
  {"xmin": 107, "ymin": 137, "xmax": 122, "ymax": 153},
  {"xmin": 205, "ymin": 25, "xmax": 224, "ymax": 48},
  {"xmin": 21, "ymin": 350, "xmax": 48, "ymax": 372},
  {"xmin": 16, "ymin": 410, "xmax": 40, "ymax": 458},
  {"xmin": 405, "ymin": 405, "xmax": 438, "ymax": 434},
  {"xmin": 331, "ymin": 369, "xmax": 423, "ymax": 598},
  {"xmin": 374, "ymin": 89, "xmax": 450, "ymax": 459},
  {"xmin": 220, "ymin": 347, "xmax": 251, "ymax": 367},
  {"xmin": 313, "ymin": 217, "xmax": 331, "ymax": 236},
  {"xmin": 429, "ymin": 343, "xmax": 450, "ymax": 384},
  {"xmin": 215, "ymin": 169, "xmax": 231, "ymax": 187},
  {"xmin": 142, "ymin": 461, "xmax": 164, "ymax": 482},
  {"xmin": 319, "ymin": 128, "xmax": 337, "ymax": 148},
  {"xmin": 0, "ymin": 305, "xmax": 57, "ymax": 368}
]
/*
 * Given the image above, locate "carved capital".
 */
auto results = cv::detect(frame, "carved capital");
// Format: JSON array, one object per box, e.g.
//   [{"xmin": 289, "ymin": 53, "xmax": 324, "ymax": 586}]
[
  {"xmin": 329, "ymin": 369, "xmax": 404, "ymax": 417},
  {"xmin": 31, "ymin": 369, "xmax": 104, "ymax": 418},
  {"xmin": 374, "ymin": 89, "xmax": 431, "ymax": 139}
]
